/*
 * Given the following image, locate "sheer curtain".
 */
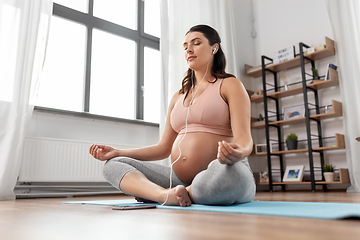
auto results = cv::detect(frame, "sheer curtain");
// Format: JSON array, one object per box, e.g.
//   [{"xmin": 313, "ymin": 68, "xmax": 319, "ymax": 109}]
[
  {"xmin": 0, "ymin": 0, "xmax": 52, "ymax": 200},
  {"xmin": 159, "ymin": 0, "xmax": 239, "ymax": 159},
  {"xmin": 327, "ymin": 0, "xmax": 360, "ymax": 192}
]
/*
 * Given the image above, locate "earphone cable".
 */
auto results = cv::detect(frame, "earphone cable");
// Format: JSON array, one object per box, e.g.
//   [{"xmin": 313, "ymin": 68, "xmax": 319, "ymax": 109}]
[{"xmin": 161, "ymin": 56, "xmax": 212, "ymax": 206}]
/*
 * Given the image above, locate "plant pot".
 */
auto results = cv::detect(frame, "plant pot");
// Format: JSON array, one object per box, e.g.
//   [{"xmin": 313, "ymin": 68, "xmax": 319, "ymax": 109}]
[
  {"xmin": 324, "ymin": 172, "xmax": 335, "ymax": 182},
  {"xmin": 286, "ymin": 140, "xmax": 298, "ymax": 150}
]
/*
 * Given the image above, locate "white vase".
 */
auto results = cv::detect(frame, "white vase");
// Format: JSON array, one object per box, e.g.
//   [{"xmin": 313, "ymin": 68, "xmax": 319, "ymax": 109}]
[{"xmin": 324, "ymin": 172, "xmax": 335, "ymax": 182}]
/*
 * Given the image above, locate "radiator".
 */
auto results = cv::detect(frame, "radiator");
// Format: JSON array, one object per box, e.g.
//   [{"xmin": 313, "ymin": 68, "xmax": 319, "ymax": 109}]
[{"xmin": 18, "ymin": 137, "xmax": 137, "ymax": 182}]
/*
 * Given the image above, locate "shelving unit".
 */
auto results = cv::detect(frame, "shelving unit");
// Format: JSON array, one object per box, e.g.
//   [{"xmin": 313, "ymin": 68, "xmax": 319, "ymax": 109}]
[{"xmin": 246, "ymin": 37, "xmax": 345, "ymax": 192}]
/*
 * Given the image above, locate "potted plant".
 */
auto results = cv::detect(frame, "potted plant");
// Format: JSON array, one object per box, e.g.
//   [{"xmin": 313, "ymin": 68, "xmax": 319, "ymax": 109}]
[
  {"xmin": 258, "ymin": 113, "xmax": 263, "ymax": 121},
  {"xmin": 311, "ymin": 68, "xmax": 320, "ymax": 79},
  {"xmin": 322, "ymin": 164, "xmax": 335, "ymax": 182},
  {"xmin": 286, "ymin": 133, "xmax": 298, "ymax": 150}
]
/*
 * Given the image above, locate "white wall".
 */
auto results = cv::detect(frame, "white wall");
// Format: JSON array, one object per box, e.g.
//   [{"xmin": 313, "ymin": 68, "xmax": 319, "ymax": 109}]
[
  {"xmin": 249, "ymin": 0, "xmax": 347, "ymax": 189},
  {"xmin": 231, "ymin": 0, "xmax": 257, "ymax": 91}
]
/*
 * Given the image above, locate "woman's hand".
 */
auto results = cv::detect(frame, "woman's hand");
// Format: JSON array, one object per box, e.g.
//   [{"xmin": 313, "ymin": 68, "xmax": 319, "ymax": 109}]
[
  {"xmin": 89, "ymin": 144, "xmax": 119, "ymax": 161},
  {"xmin": 217, "ymin": 140, "xmax": 245, "ymax": 165}
]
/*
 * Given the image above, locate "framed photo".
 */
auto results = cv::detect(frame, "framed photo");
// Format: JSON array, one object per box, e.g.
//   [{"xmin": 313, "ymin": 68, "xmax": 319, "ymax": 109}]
[
  {"xmin": 283, "ymin": 165, "xmax": 305, "ymax": 182},
  {"xmin": 260, "ymin": 171, "xmax": 269, "ymax": 183},
  {"xmin": 283, "ymin": 105, "xmax": 305, "ymax": 120},
  {"xmin": 255, "ymin": 144, "xmax": 272, "ymax": 154}
]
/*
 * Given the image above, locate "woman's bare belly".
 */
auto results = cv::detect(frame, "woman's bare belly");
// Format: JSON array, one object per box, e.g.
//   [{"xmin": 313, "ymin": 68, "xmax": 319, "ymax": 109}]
[{"xmin": 171, "ymin": 132, "xmax": 233, "ymax": 183}]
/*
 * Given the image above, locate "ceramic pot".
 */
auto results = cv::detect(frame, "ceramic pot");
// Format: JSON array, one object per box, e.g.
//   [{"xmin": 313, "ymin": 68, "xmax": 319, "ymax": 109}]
[
  {"xmin": 286, "ymin": 140, "xmax": 298, "ymax": 150},
  {"xmin": 324, "ymin": 172, "xmax": 335, "ymax": 182}
]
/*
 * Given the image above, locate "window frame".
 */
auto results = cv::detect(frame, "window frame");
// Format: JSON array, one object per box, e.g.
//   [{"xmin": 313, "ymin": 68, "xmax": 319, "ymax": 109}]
[{"xmin": 39, "ymin": 0, "xmax": 160, "ymax": 125}]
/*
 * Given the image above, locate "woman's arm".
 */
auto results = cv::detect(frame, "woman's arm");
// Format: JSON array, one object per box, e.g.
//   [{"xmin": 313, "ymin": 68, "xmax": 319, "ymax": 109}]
[
  {"xmin": 90, "ymin": 93, "xmax": 180, "ymax": 161},
  {"xmin": 217, "ymin": 77, "xmax": 253, "ymax": 164}
]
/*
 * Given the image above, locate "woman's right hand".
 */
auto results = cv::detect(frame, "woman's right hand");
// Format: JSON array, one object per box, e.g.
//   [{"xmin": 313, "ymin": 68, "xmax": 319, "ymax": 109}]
[{"xmin": 89, "ymin": 144, "xmax": 119, "ymax": 161}]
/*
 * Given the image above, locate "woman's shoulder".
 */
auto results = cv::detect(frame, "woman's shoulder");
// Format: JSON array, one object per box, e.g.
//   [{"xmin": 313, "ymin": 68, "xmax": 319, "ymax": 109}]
[
  {"xmin": 221, "ymin": 77, "xmax": 248, "ymax": 99},
  {"xmin": 221, "ymin": 77, "xmax": 245, "ymax": 90}
]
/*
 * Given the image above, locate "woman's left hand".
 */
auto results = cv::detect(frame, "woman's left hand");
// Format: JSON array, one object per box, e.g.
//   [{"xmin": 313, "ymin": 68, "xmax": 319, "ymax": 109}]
[{"xmin": 217, "ymin": 140, "xmax": 245, "ymax": 165}]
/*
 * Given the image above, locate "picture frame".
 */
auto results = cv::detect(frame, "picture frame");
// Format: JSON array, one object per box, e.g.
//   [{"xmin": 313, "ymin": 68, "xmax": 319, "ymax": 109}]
[
  {"xmin": 283, "ymin": 165, "xmax": 305, "ymax": 182},
  {"xmin": 283, "ymin": 105, "xmax": 305, "ymax": 120},
  {"xmin": 273, "ymin": 45, "xmax": 295, "ymax": 64},
  {"xmin": 255, "ymin": 144, "xmax": 272, "ymax": 154}
]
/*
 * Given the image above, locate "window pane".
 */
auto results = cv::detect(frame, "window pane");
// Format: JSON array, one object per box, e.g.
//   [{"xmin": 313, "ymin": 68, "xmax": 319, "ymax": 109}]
[
  {"xmin": 90, "ymin": 29, "xmax": 136, "ymax": 119},
  {"xmin": 144, "ymin": 0, "xmax": 160, "ymax": 37},
  {"xmin": 143, "ymin": 47, "xmax": 160, "ymax": 123},
  {"xmin": 35, "ymin": 16, "xmax": 86, "ymax": 111},
  {"xmin": 93, "ymin": 0, "xmax": 137, "ymax": 30},
  {"xmin": 54, "ymin": 0, "xmax": 88, "ymax": 13}
]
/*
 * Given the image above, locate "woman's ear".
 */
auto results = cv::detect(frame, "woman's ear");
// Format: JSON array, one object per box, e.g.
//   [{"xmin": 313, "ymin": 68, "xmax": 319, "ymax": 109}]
[{"xmin": 212, "ymin": 43, "xmax": 219, "ymax": 54}]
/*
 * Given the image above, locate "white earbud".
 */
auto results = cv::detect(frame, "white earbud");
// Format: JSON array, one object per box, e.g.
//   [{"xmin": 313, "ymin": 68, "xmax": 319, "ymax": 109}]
[{"xmin": 212, "ymin": 47, "xmax": 216, "ymax": 54}]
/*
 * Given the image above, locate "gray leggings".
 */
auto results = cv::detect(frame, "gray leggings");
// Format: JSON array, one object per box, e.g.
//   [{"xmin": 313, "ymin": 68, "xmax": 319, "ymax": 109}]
[{"xmin": 103, "ymin": 157, "xmax": 256, "ymax": 205}]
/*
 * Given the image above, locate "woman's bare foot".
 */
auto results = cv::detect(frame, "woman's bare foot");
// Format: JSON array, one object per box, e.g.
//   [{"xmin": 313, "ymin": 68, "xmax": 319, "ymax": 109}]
[
  {"xmin": 161, "ymin": 185, "xmax": 192, "ymax": 207},
  {"xmin": 175, "ymin": 185, "xmax": 192, "ymax": 207}
]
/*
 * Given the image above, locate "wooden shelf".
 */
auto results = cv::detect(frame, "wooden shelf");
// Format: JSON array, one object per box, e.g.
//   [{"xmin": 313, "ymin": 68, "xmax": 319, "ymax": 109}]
[
  {"xmin": 257, "ymin": 168, "xmax": 350, "ymax": 185},
  {"xmin": 253, "ymin": 134, "xmax": 345, "ymax": 156},
  {"xmin": 245, "ymin": 37, "xmax": 335, "ymax": 78},
  {"xmin": 251, "ymin": 100, "xmax": 342, "ymax": 128},
  {"xmin": 250, "ymin": 68, "xmax": 339, "ymax": 103},
  {"xmin": 310, "ymin": 100, "xmax": 342, "ymax": 121},
  {"xmin": 249, "ymin": 37, "xmax": 343, "ymax": 192}
]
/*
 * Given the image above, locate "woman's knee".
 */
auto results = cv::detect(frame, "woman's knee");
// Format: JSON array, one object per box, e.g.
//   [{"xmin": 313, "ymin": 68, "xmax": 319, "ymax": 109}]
[
  {"xmin": 191, "ymin": 160, "xmax": 256, "ymax": 205},
  {"xmin": 102, "ymin": 157, "xmax": 136, "ymax": 190}
]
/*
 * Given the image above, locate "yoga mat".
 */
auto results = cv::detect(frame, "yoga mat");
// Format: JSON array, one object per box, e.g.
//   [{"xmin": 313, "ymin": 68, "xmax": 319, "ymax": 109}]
[{"xmin": 63, "ymin": 199, "xmax": 360, "ymax": 220}]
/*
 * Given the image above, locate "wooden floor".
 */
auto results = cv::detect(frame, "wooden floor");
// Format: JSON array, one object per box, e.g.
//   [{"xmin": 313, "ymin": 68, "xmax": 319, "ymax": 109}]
[{"xmin": 1, "ymin": 191, "xmax": 360, "ymax": 240}]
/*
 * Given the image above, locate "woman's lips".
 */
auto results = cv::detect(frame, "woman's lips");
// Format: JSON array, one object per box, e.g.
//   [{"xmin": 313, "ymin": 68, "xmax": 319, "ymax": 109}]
[{"xmin": 187, "ymin": 56, "xmax": 197, "ymax": 61}]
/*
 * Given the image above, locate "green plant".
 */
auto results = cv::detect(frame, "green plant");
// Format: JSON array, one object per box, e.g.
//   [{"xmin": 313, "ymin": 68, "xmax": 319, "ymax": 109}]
[
  {"xmin": 286, "ymin": 133, "xmax": 298, "ymax": 141},
  {"xmin": 323, "ymin": 164, "xmax": 335, "ymax": 172},
  {"xmin": 312, "ymin": 68, "xmax": 319, "ymax": 78},
  {"xmin": 259, "ymin": 113, "xmax": 263, "ymax": 121}
]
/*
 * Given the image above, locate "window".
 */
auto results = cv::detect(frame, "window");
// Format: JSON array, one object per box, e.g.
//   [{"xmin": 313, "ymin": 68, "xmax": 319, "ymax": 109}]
[
  {"xmin": 52, "ymin": 0, "xmax": 88, "ymax": 13},
  {"xmin": 36, "ymin": 16, "xmax": 86, "ymax": 111},
  {"xmin": 93, "ymin": 0, "xmax": 137, "ymax": 30},
  {"xmin": 144, "ymin": 0, "xmax": 161, "ymax": 37},
  {"xmin": 144, "ymin": 47, "xmax": 161, "ymax": 123},
  {"xmin": 36, "ymin": 0, "xmax": 161, "ymax": 123},
  {"xmin": 90, "ymin": 29, "xmax": 136, "ymax": 119}
]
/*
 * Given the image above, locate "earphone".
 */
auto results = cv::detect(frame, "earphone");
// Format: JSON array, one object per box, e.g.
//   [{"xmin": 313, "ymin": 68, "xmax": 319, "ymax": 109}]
[{"xmin": 161, "ymin": 47, "xmax": 214, "ymax": 206}]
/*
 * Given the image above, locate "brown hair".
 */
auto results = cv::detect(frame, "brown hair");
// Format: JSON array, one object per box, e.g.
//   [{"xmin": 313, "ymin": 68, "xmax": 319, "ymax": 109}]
[{"xmin": 179, "ymin": 25, "xmax": 235, "ymax": 97}]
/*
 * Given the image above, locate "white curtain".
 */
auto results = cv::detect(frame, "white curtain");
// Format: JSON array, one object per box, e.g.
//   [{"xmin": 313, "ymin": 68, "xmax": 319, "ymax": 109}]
[
  {"xmin": 327, "ymin": 0, "xmax": 360, "ymax": 192},
  {"xmin": 0, "ymin": 0, "xmax": 52, "ymax": 200},
  {"xmin": 159, "ymin": 0, "xmax": 239, "ymax": 149}
]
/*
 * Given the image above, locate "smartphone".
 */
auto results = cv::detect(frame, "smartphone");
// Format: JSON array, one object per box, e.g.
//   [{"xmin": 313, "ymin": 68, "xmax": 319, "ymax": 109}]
[{"xmin": 112, "ymin": 205, "xmax": 157, "ymax": 210}]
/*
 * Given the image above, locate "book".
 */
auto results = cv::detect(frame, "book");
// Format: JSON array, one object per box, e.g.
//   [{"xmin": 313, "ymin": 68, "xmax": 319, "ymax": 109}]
[{"xmin": 324, "ymin": 63, "xmax": 337, "ymax": 81}]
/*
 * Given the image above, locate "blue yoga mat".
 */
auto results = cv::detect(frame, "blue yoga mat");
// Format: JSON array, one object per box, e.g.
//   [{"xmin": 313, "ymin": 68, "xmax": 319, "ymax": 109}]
[{"xmin": 63, "ymin": 199, "xmax": 360, "ymax": 220}]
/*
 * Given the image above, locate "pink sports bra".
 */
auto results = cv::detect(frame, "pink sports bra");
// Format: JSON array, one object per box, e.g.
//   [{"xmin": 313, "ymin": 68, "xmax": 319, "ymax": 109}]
[{"xmin": 170, "ymin": 78, "xmax": 233, "ymax": 136}]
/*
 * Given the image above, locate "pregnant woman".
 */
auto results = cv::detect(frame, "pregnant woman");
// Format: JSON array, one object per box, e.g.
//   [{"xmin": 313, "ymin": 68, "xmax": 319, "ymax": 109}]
[{"xmin": 89, "ymin": 24, "xmax": 256, "ymax": 207}]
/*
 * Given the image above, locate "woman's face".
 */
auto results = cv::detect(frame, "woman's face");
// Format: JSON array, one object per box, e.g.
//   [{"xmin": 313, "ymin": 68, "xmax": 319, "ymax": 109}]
[{"xmin": 183, "ymin": 31, "xmax": 214, "ymax": 71}]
